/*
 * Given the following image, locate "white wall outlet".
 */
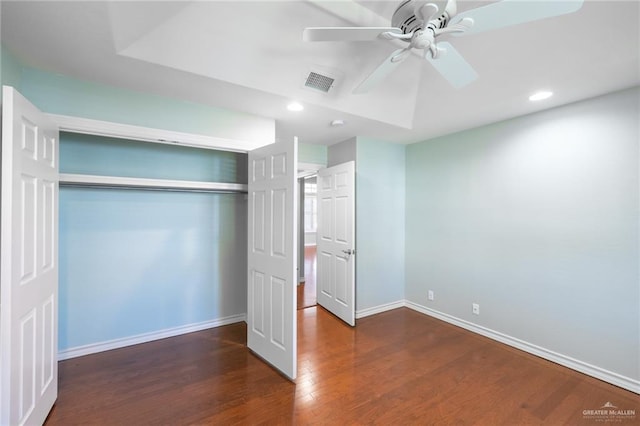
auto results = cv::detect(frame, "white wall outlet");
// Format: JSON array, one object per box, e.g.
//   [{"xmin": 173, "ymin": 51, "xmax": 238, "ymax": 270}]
[
  {"xmin": 428, "ymin": 290, "xmax": 434, "ymax": 301},
  {"xmin": 472, "ymin": 303, "xmax": 480, "ymax": 315}
]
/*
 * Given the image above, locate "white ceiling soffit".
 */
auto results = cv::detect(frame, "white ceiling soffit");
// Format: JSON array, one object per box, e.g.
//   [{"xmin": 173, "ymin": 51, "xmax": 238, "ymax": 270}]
[
  {"xmin": 110, "ymin": 1, "xmax": 420, "ymax": 130},
  {"xmin": 107, "ymin": 2, "xmax": 192, "ymax": 52},
  {"xmin": 1, "ymin": 1, "xmax": 638, "ymax": 147}
]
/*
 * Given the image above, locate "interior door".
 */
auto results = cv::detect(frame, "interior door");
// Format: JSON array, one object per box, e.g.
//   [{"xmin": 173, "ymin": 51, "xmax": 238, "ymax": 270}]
[
  {"xmin": 247, "ymin": 137, "xmax": 297, "ymax": 380},
  {"xmin": 1, "ymin": 86, "xmax": 59, "ymax": 425},
  {"xmin": 316, "ymin": 161, "xmax": 355, "ymax": 326}
]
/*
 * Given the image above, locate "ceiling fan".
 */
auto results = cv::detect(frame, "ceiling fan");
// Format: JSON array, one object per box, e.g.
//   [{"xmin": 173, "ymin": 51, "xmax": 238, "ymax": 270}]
[{"xmin": 303, "ymin": 0, "xmax": 584, "ymax": 94}]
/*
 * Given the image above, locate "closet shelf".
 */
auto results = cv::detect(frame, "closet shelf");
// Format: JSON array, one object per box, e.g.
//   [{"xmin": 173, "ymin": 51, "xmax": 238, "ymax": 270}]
[{"xmin": 59, "ymin": 173, "xmax": 247, "ymax": 193}]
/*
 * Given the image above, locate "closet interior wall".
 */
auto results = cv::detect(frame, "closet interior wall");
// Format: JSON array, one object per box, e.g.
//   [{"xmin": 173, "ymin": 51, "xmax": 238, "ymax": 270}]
[{"xmin": 58, "ymin": 132, "xmax": 249, "ymax": 357}]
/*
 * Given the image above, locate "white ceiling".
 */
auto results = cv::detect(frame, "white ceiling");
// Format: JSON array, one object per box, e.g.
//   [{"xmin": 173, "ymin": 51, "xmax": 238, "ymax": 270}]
[{"xmin": 1, "ymin": 0, "xmax": 638, "ymax": 146}]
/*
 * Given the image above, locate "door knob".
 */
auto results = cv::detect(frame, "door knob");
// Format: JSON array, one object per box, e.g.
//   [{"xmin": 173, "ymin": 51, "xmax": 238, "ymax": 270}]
[{"xmin": 341, "ymin": 249, "xmax": 355, "ymax": 255}]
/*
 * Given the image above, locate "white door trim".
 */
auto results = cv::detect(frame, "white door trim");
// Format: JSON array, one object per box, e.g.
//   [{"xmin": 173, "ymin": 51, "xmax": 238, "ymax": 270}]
[{"xmin": 46, "ymin": 113, "xmax": 272, "ymax": 152}]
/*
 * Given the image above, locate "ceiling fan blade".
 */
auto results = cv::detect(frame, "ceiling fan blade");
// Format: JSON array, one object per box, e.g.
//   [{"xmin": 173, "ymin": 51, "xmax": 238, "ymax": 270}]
[
  {"xmin": 426, "ymin": 42, "xmax": 478, "ymax": 89},
  {"xmin": 303, "ymin": 27, "xmax": 402, "ymax": 42},
  {"xmin": 353, "ymin": 48, "xmax": 410, "ymax": 94},
  {"xmin": 449, "ymin": 0, "xmax": 584, "ymax": 36}
]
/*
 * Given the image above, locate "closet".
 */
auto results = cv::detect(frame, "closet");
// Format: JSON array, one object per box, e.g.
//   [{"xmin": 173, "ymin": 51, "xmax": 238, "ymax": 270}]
[
  {"xmin": 57, "ymin": 132, "xmax": 249, "ymax": 358},
  {"xmin": 1, "ymin": 86, "xmax": 297, "ymax": 425}
]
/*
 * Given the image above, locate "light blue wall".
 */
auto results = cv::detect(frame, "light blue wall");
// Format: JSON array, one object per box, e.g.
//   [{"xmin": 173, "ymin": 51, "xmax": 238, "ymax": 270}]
[
  {"xmin": 299, "ymin": 142, "xmax": 327, "ymax": 165},
  {"xmin": 405, "ymin": 87, "xmax": 639, "ymax": 381},
  {"xmin": 1, "ymin": 46, "xmax": 23, "ymax": 100},
  {"xmin": 356, "ymin": 137, "xmax": 405, "ymax": 311},
  {"xmin": 59, "ymin": 134, "xmax": 247, "ymax": 351},
  {"xmin": 18, "ymin": 67, "xmax": 274, "ymax": 144},
  {"xmin": 2, "ymin": 44, "xmax": 274, "ymax": 146},
  {"xmin": 59, "ymin": 188, "xmax": 246, "ymax": 350},
  {"xmin": 60, "ymin": 132, "xmax": 247, "ymax": 183}
]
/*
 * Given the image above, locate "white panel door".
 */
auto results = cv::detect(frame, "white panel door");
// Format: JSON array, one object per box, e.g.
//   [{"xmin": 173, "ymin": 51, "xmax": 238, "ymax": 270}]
[
  {"xmin": 1, "ymin": 86, "xmax": 59, "ymax": 425},
  {"xmin": 247, "ymin": 138, "xmax": 297, "ymax": 380},
  {"xmin": 317, "ymin": 161, "xmax": 355, "ymax": 326}
]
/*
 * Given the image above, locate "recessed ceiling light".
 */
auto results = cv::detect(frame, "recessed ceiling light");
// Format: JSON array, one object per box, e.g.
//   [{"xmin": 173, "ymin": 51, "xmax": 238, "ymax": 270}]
[
  {"xmin": 529, "ymin": 91, "xmax": 553, "ymax": 101},
  {"xmin": 330, "ymin": 119, "xmax": 345, "ymax": 127},
  {"xmin": 287, "ymin": 101, "xmax": 304, "ymax": 112}
]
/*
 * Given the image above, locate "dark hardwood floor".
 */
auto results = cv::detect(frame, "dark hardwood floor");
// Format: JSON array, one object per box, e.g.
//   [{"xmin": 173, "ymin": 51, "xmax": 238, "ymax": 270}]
[
  {"xmin": 45, "ymin": 307, "xmax": 638, "ymax": 425},
  {"xmin": 297, "ymin": 245, "xmax": 317, "ymax": 310}
]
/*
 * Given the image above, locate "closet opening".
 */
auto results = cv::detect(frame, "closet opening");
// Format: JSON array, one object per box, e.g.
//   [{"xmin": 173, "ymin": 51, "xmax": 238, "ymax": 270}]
[{"xmin": 57, "ymin": 131, "xmax": 249, "ymax": 359}]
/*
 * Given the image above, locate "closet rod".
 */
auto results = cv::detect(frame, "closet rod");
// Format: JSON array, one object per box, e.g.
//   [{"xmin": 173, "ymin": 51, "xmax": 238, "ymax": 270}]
[
  {"xmin": 59, "ymin": 183, "xmax": 247, "ymax": 194},
  {"xmin": 59, "ymin": 173, "xmax": 248, "ymax": 194}
]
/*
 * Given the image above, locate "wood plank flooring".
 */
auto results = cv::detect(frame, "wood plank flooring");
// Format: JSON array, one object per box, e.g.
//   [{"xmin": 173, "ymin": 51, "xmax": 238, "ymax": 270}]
[
  {"xmin": 297, "ymin": 246, "xmax": 317, "ymax": 310},
  {"xmin": 45, "ymin": 307, "xmax": 638, "ymax": 425}
]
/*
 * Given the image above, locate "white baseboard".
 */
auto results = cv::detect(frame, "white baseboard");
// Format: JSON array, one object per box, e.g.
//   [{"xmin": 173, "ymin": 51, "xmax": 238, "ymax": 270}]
[
  {"xmin": 56, "ymin": 301, "xmax": 640, "ymax": 395},
  {"xmin": 404, "ymin": 300, "xmax": 639, "ymax": 395},
  {"xmin": 57, "ymin": 313, "xmax": 247, "ymax": 361},
  {"xmin": 356, "ymin": 300, "xmax": 405, "ymax": 319}
]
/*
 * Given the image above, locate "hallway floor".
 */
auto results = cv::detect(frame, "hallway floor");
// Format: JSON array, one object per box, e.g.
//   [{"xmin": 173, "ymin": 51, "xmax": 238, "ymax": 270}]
[{"xmin": 297, "ymin": 245, "xmax": 316, "ymax": 310}]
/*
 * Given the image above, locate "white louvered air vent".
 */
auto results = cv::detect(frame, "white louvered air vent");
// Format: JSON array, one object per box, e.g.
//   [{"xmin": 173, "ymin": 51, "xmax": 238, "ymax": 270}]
[{"xmin": 304, "ymin": 72, "xmax": 335, "ymax": 93}]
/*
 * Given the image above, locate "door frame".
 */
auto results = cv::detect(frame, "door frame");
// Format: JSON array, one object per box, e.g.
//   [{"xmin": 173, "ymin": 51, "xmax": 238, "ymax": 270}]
[
  {"xmin": 47, "ymin": 113, "xmax": 269, "ymax": 152},
  {"xmin": 297, "ymin": 162, "xmax": 323, "ymax": 283}
]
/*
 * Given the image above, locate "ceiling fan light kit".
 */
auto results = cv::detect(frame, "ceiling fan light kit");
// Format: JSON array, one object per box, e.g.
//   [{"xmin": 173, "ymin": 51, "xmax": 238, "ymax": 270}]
[{"xmin": 303, "ymin": 0, "xmax": 584, "ymax": 94}]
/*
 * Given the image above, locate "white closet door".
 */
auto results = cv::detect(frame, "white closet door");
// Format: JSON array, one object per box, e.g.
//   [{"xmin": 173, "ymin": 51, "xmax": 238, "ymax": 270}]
[
  {"xmin": 1, "ymin": 86, "xmax": 59, "ymax": 425},
  {"xmin": 317, "ymin": 161, "xmax": 356, "ymax": 326},
  {"xmin": 247, "ymin": 138, "xmax": 297, "ymax": 380}
]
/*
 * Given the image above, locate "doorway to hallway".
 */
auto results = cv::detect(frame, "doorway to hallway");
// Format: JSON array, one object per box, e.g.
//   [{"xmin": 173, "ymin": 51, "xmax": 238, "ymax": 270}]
[
  {"xmin": 297, "ymin": 175, "xmax": 318, "ymax": 310},
  {"xmin": 297, "ymin": 246, "xmax": 317, "ymax": 310}
]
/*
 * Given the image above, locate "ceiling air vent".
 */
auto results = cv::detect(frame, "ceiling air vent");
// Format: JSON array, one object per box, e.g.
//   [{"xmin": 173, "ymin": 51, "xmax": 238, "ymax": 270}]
[{"xmin": 304, "ymin": 72, "xmax": 335, "ymax": 93}]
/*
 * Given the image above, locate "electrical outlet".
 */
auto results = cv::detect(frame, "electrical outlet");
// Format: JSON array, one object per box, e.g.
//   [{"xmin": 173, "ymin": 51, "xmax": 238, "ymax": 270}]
[
  {"xmin": 428, "ymin": 290, "xmax": 434, "ymax": 301},
  {"xmin": 472, "ymin": 303, "xmax": 480, "ymax": 315}
]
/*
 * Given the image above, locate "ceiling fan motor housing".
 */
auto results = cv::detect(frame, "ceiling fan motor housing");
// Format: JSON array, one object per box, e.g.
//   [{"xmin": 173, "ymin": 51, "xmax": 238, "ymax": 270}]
[
  {"xmin": 392, "ymin": 0, "xmax": 422, "ymax": 34},
  {"xmin": 391, "ymin": 0, "xmax": 451, "ymax": 37}
]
